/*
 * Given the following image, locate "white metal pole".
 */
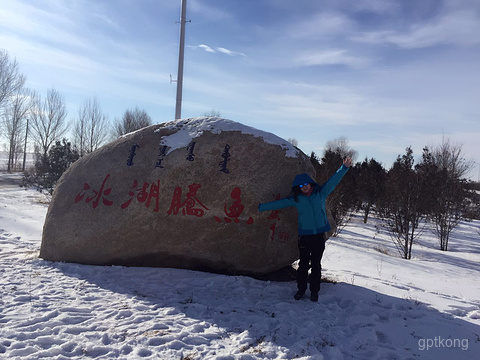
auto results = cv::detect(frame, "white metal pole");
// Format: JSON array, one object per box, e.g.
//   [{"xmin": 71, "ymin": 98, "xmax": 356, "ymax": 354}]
[{"xmin": 175, "ymin": 0, "xmax": 187, "ymax": 120}]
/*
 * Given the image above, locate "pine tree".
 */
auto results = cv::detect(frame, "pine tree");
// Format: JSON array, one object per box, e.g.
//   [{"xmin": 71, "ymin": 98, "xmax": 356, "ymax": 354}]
[
  {"xmin": 356, "ymin": 158, "xmax": 386, "ymax": 223},
  {"xmin": 23, "ymin": 139, "xmax": 79, "ymax": 194}
]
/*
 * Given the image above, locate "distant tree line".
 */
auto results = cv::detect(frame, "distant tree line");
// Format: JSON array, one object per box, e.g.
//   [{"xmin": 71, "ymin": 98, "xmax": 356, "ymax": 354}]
[
  {"xmin": 312, "ymin": 138, "xmax": 478, "ymax": 259},
  {"xmin": 0, "ymin": 49, "xmax": 153, "ymax": 193}
]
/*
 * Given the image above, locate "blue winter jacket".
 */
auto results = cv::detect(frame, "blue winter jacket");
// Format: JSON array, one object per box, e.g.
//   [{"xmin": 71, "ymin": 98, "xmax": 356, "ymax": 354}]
[{"xmin": 258, "ymin": 164, "xmax": 349, "ymax": 235}]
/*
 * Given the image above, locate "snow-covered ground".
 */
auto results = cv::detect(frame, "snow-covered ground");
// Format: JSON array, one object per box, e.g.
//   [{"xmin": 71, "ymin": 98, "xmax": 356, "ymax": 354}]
[{"xmin": 0, "ymin": 172, "xmax": 479, "ymax": 359}]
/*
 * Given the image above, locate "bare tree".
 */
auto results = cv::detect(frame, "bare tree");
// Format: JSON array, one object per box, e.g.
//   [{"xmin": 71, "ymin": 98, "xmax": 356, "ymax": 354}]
[
  {"xmin": 202, "ymin": 109, "xmax": 222, "ymax": 117},
  {"xmin": 2, "ymin": 89, "xmax": 32, "ymax": 171},
  {"xmin": 428, "ymin": 139, "xmax": 474, "ymax": 251},
  {"xmin": 431, "ymin": 138, "xmax": 473, "ymax": 181},
  {"xmin": 325, "ymin": 137, "xmax": 358, "ymax": 163},
  {"xmin": 112, "ymin": 107, "xmax": 152, "ymax": 138},
  {"xmin": 288, "ymin": 138, "xmax": 299, "ymax": 147},
  {"xmin": 379, "ymin": 147, "xmax": 428, "ymax": 259},
  {"xmin": 0, "ymin": 50, "xmax": 26, "ymax": 141},
  {"xmin": 73, "ymin": 97, "xmax": 109, "ymax": 157},
  {"xmin": 0, "ymin": 49, "xmax": 26, "ymax": 116},
  {"xmin": 30, "ymin": 88, "xmax": 69, "ymax": 159}
]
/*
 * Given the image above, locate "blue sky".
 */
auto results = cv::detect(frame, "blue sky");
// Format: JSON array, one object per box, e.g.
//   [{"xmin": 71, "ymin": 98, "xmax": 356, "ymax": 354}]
[{"xmin": 1, "ymin": 0, "xmax": 479, "ymax": 179}]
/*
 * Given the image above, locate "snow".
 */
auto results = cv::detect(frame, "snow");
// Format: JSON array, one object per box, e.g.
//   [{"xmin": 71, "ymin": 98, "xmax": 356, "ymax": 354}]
[
  {"xmin": 1, "ymin": 172, "xmax": 479, "ymax": 359},
  {"xmin": 155, "ymin": 117, "xmax": 299, "ymax": 158}
]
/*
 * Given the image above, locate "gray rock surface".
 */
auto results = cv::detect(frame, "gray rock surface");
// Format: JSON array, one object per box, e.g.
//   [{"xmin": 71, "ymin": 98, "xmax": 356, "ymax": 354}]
[{"xmin": 41, "ymin": 117, "xmax": 315, "ymax": 276}]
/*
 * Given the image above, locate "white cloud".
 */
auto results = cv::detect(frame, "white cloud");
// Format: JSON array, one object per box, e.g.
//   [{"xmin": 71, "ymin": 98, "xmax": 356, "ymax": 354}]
[
  {"xmin": 192, "ymin": 44, "xmax": 247, "ymax": 57},
  {"xmin": 198, "ymin": 44, "xmax": 215, "ymax": 53},
  {"xmin": 286, "ymin": 11, "xmax": 354, "ymax": 39},
  {"xmin": 216, "ymin": 47, "xmax": 247, "ymax": 57},
  {"xmin": 92, "ymin": 12, "xmax": 123, "ymax": 33},
  {"xmin": 294, "ymin": 49, "xmax": 370, "ymax": 68},
  {"xmin": 0, "ymin": 33, "xmax": 99, "ymax": 74},
  {"xmin": 0, "ymin": 3, "xmax": 88, "ymax": 50},
  {"xmin": 353, "ymin": 10, "xmax": 480, "ymax": 48}
]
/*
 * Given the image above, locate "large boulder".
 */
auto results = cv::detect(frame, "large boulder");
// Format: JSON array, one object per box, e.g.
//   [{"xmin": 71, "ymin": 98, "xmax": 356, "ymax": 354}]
[{"xmin": 40, "ymin": 117, "xmax": 315, "ymax": 276}]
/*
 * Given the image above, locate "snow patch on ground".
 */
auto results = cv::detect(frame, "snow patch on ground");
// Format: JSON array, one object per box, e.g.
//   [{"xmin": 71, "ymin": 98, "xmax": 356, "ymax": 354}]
[{"xmin": 0, "ymin": 173, "xmax": 479, "ymax": 359}]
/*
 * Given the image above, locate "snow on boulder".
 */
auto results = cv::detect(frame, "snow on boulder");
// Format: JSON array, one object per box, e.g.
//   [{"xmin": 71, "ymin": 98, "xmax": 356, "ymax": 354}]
[{"xmin": 40, "ymin": 117, "xmax": 315, "ymax": 276}]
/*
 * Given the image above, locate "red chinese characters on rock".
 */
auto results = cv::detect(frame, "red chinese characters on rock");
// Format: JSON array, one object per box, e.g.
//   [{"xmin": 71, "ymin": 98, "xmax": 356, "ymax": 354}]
[
  {"xmin": 266, "ymin": 194, "xmax": 289, "ymax": 243},
  {"xmin": 74, "ymin": 174, "xmax": 114, "ymax": 209},
  {"xmin": 167, "ymin": 183, "xmax": 209, "ymax": 217},
  {"xmin": 74, "ymin": 177, "xmax": 256, "ymax": 225},
  {"xmin": 121, "ymin": 179, "xmax": 160, "ymax": 212},
  {"xmin": 215, "ymin": 187, "xmax": 254, "ymax": 225}
]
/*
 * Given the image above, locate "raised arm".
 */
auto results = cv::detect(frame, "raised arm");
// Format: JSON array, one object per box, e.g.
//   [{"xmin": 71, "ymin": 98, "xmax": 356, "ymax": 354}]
[
  {"xmin": 320, "ymin": 158, "xmax": 351, "ymax": 197},
  {"xmin": 258, "ymin": 196, "xmax": 296, "ymax": 212}
]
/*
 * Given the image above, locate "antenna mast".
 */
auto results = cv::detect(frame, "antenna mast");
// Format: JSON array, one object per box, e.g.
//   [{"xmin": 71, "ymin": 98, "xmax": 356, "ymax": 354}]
[{"xmin": 175, "ymin": 0, "xmax": 188, "ymax": 120}]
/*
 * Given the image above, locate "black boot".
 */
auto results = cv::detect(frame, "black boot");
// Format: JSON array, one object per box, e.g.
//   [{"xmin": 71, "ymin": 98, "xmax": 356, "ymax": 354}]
[
  {"xmin": 294, "ymin": 290, "xmax": 305, "ymax": 300},
  {"xmin": 311, "ymin": 292, "xmax": 319, "ymax": 302}
]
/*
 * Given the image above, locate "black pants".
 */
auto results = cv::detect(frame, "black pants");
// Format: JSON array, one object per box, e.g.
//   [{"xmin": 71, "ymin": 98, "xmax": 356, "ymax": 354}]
[{"xmin": 297, "ymin": 233, "xmax": 326, "ymax": 294}]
